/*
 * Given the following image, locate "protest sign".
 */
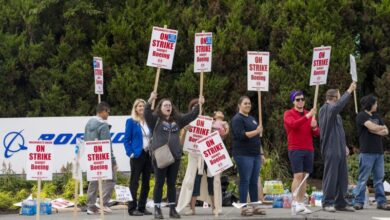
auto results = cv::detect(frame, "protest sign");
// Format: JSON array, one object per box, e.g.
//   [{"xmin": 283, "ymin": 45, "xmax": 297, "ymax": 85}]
[
  {"xmin": 115, "ymin": 185, "xmax": 133, "ymax": 202},
  {"xmin": 350, "ymin": 54, "xmax": 358, "ymax": 113},
  {"xmin": 197, "ymin": 131, "xmax": 233, "ymax": 176},
  {"xmin": 147, "ymin": 26, "xmax": 178, "ymax": 109},
  {"xmin": 247, "ymin": 51, "xmax": 270, "ymax": 92},
  {"xmin": 194, "ymin": 32, "xmax": 212, "ymax": 73},
  {"xmin": 309, "ymin": 46, "xmax": 331, "ymax": 86},
  {"xmin": 147, "ymin": 26, "xmax": 178, "ymax": 70},
  {"xmin": 26, "ymin": 141, "xmax": 53, "ymax": 181},
  {"xmin": 309, "ymin": 46, "xmax": 331, "ymax": 109},
  {"xmin": 93, "ymin": 57, "xmax": 104, "ymax": 102},
  {"xmin": 183, "ymin": 116, "xmax": 213, "ymax": 154},
  {"xmin": 84, "ymin": 140, "xmax": 113, "ymax": 181}
]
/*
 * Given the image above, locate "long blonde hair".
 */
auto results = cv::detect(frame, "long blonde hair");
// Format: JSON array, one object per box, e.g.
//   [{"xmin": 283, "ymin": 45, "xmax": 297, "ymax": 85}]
[{"xmin": 131, "ymin": 99, "xmax": 146, "ymax": 122}]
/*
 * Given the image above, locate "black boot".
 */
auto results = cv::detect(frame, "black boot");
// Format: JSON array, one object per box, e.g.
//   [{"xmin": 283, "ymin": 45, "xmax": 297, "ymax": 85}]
[
  {"xmin": 154, "ymin": 205, "xmax": 164, "ymax": 219},
  {"xmin": 169, "ymin": 205, "xmax": 181, "ymax": 219}
]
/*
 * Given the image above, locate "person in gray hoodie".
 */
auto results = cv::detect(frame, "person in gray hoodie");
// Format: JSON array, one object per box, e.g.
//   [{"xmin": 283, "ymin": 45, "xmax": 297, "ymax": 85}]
[
  {"xmin": 85, "ymin": 101, "xmax": 117, "ymax": 215},
  {"xmin": 145, "ymin": 92, "xmax": 204, "ymax": 219},
  {"xmin": 319, "ymin": 82, "xmax": 356, "ymax": 212}
]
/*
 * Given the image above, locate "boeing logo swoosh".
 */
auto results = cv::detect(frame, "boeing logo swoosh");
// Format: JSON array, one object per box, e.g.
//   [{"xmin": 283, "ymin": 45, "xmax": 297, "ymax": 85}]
[{"xmin": 3, "ymin": 130, "xmax": 28, "ymax": 158}]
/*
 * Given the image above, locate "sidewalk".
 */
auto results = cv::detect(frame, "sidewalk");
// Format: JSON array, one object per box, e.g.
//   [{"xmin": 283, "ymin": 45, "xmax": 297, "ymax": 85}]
[{"xmin": 2, "ymin": 205, "xmax": 390, "ymax": 220}]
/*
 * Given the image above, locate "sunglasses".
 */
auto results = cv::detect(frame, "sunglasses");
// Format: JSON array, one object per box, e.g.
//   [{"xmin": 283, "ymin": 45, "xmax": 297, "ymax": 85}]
[{"xmin": 295, "ymin": 98, "xmax": 305, "ymax": 102}]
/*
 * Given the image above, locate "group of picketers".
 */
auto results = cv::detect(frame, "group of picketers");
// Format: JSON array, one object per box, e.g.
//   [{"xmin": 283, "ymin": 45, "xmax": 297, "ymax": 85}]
[{"xmin": 82, "ymin": 80, "xmax": 389, "ymax": 218}]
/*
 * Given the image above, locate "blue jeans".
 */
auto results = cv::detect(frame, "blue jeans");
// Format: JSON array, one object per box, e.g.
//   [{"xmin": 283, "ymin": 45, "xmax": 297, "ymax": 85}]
[
  {"xmin": 234, "ymin": 155, "xmax": 261, "ymax": 203},
  {"xmin": 354, "ymin": 153, "xmax": 386, "ymax": 206}
]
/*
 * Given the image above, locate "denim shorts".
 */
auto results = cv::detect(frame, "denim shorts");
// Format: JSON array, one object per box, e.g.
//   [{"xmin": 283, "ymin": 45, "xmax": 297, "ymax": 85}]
[{"xmin": 288, "ymin": 150, "xmax": 314, "ymax": 174}]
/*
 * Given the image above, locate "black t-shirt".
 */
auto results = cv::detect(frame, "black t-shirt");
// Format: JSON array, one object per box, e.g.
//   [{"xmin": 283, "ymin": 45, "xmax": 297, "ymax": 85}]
[
  {"xmin": 231, "ymin": 113, "xmax": 261, "ymax": 156},
  {"xmin": 356, "ymin": 111, "xmax": 384, "ymax": 154}
]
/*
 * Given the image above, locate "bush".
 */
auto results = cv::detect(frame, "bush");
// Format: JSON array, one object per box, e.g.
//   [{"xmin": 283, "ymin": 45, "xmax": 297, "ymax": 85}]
[{"xmin": 0, "ymin": 192, "xmax": 14, "ymax": 210}]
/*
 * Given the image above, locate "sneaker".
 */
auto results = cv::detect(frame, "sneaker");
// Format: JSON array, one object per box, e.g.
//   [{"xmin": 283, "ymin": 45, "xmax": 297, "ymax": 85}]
[
  {"xmin": 296, "ymin": 203, "xmax": 312, "ymax": 214},
  {"xmin": 129, "ymin": 210, "xmax": 144, "ymax": 216},
  {"xmin": 377, "ymin": 204, "xmax": 390, "ymax": 210},
  {"xmin": 335, "ymin": 206, "xmax": 355, "ymax": 212},
  {"xmin": 87, "ymin": 208, "xmax": 98, "ymax": 215},
  {"xmin": 101, "ymin": 206, "xmax": 113, "ymax": 213},
  {"xmin": 323, "ymin": 206, "xmax": 336, "ymax": 212},
  {"xmin": 141, "ymin": 209, "xmax": 153, "ymax": 215},
  {"xmin": 353, "ymin": 203, "xmax": 364, "ymax": 210}
]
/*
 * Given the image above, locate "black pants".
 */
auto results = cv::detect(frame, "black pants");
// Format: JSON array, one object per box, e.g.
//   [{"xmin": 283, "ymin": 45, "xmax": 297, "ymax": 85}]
[
  {"xmin": 128, "ymin": 150, "xmax": 152, "ymax": 212},
  {"xmin": 153, "ymin": 159, "xmax": 181, "ymax": 204}
]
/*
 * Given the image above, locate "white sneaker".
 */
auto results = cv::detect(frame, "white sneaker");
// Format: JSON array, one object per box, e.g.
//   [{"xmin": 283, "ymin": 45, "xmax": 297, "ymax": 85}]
[
  {"xmin": 296, "ymin": 203, "xmax": 312, "ymax": 214},
  {"xmin": 101, "ymin": 206, "xmax": 112, "ymax": 213},
  {"xmin": 87, "ymin": 208, "xmax": 98, "ymax": 215}
]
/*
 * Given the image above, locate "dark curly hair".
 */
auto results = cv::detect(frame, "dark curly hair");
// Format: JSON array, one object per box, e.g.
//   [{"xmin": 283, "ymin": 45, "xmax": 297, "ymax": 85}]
[{"xmin": 154, "ymin": 98, "xmax": 181, "ymax": 122}]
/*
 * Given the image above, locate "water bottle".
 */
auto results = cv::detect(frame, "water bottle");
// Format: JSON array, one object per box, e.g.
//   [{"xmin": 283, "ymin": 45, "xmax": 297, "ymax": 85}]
[{"xmin": 291, "ymin": 201, "xmax": 297, "ymax": 215}]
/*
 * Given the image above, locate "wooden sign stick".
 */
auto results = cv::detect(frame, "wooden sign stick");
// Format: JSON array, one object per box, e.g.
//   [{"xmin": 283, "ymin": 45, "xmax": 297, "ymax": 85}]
[
  {"xmin": 258, "ymin": 91, "xmax": 263, "ymax": 137},
  {"xmin": 99, "ymin": 178, "xmax": 104, "ymax": 219}
]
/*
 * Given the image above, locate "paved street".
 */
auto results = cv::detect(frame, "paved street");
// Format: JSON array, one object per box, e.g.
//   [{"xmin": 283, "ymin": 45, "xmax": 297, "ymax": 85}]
[{"xmin": 2, "ymin": 205, "xmax": 390, "ymax": 220}]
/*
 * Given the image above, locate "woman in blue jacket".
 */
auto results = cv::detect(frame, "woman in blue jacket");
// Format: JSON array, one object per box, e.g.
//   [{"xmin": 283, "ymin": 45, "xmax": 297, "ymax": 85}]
[{"xmin": 124, "ymin": 99, "xmax": 152, "ymax": 216}]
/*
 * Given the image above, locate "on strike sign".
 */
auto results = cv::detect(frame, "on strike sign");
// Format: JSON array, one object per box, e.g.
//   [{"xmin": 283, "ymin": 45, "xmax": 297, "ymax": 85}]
[
  {"xmin": 84, "ymin": 140, "xmax": 112, "ymax": 181},
  {"xmin": 147, "ymin": 26, "xmax": 178, "ymax": 70},
  {"xmin": 247, "ymin": 51, "xmax": 270, "ymax": 91},
  {"xmin": 194, "ymin": 32, "xmax": 212, "ymax": 72},
  {"xmin": 93, "ymin": 57, "xmax": 104, "ymax": 94},
  {"xmin": 26, "ymin": 141, "xmax": 53, "ymax": 180},
  {"xmin": 197, "ymin": 131, "xmax": 233, "ymax": 176},
  {"xmin": 183, "ymin": 116, "xmax": 213, "ymax": 154},
  {"xmin": 309, "ymin": 46, "xmax": 332, "ymax": 86}
]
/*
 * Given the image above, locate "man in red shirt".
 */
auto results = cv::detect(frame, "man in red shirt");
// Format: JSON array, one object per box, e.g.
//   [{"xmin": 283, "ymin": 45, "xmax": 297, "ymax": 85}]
[{"xmin": 283, "ymin": 91, "xmax": 319, "ymax": 214}]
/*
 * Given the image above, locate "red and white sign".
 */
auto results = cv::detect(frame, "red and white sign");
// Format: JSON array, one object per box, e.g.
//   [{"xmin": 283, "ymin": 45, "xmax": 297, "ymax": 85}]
[
  {"xmin": 93, "ymin": 57, "xmax": 104, "ymax": 94},
  {"xmin": 309, "ymin": 46, "xmax": 331, "ymax": 86},
  {"xmin": 26, "ymin": 141, "xmax": 53, "ymax": 180},
  {"xmin": 197, "ymin": 131, "xmax": 233, "ymax": 176},
  {"xmin": 183, "ymin": 116, "xmax": 213, "ymax": 154},
  {"xmin": 84, "ymin": 140, "xmax": 113, "ymax": 181},
  {"xmin": 147, "ymin": 26, "xmax": 178, "ymax": 70},
  {"xmin": 247, "ymin": 51, "xmax": 270, "ymax": 91},
  {"xmin": 194, "ymin": 32, "xmax": 212, "ymax": 72}
]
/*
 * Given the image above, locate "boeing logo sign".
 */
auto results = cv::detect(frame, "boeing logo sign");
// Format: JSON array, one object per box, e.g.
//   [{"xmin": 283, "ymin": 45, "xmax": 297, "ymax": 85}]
[
  {"xmin": 3, "ymin": 130, "xmax": 28, "ymax": 158},
  {"xmin": 3, "ymin": 131, "xmax": 125, "ymax": 159},
  {"xmin": 0, "ymin": 116, "xmax": 130, "ymax": 173}
]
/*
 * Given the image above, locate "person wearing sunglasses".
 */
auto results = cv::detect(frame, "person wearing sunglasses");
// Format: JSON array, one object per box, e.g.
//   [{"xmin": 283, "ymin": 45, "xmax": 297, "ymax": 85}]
[{"xmin": 283, "ymin": 91, "xmax": 319, "ymax": 214}]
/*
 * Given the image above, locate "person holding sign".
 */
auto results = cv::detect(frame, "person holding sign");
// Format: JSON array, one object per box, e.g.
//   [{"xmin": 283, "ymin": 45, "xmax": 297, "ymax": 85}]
[
  {"xmin": 124, "ymin": 99, "xmax": 153, "ymax": 216},
  {"xmin": 319, "ymin": 82, "xmax": 356, "ymax": 212},
  {"xmin": 231, "ymin": 96, "xmax": 266, "ymax": 216},
  {"xmin": 85, "ymin": 102, "xmax": 117, "ymax": 215},
  {"xmin": 144, "ymin": 92, "xmax": 204, "ymax": 219},
  {"xmin": 353, "ymin": 95, "xmax": 390, "ymax": 211},
  {"xmin": 283, "ymin": 90, "xmax": 319, "ymax": 214},
  {"xmin": 177, "ymin": 106, "xmax": 226, "ymax": 216}
]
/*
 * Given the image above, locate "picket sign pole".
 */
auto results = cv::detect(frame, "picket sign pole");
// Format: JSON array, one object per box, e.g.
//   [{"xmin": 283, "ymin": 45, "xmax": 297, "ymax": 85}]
[
  {"xmin": 258, "ymin": 91, "xmax": 263, "ymax": 137},
  {"xmin": 199, "ymin": 30, "xmax": 205, "ymax": 115},
  {"xmin": 151, "ymin": 24, "xmax": 168, "ymax": 110},
  {"xmin": 73, "ymin": 179, "xmax": 79, "ymax": 220},
  {"xmin": 313, "ymin": 84, "xmax": 319, "ymax": 110},
  {"xmin": 99, "ymin": 178, "xmax": 104, "ymax": 219},
  {"xmin": 354, "ymin": 88, "xmax": 358, "ymax": 114},
  {"xmin": 36, "ymin": 178, "xmax": 41, "ymax": 220},
  {"xmin": 98, "ymin": 94, "xmax": 101, "ymax": 103}
]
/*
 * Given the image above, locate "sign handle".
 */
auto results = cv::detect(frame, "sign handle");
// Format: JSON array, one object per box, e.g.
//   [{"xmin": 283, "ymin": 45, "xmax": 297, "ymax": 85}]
[
  {"xmin": 313, "ymin": 84, "xmax": 320, "ymax": 110},
  {"xmin": 258, "ymin": 91, "xmax": 263, "ymax": 137},
  {"xmin": 99, "ymin": 178, "xmax": 104, "ymax": 219},
  {"xmin": 73, "ymin": 179, "xmax": 79, "ymax": 220},
  {"xmin": 98, "ymin": 94, "xmax": 101, "ymax": 104},
  {"xmin": 151, "ymin": 24, "xmax": 168, "ymax": 110},
  {"xmin": 36, "ymin": 178, "xmax": 41, "ymax": 220},
  {"xmin": 199, "ymin": 72, "xmax": 204, "ymax": 115},
  {"xmin": 151, "ymin": 67, "xmax": 161, "ymax": 110},
  {"xmin": 199, "ymin": 30, "xmax": 205, "ymax": 115},
  {"xmin": 354, "ymin": 90, "xmax": 358, "ymax": 114}
]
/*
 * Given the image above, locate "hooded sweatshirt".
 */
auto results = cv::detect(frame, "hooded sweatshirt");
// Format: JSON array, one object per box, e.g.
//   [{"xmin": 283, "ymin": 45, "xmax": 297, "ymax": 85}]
[{"xmin": 84, "ymin": 116, "xmax": 116, "ymax": 165}]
